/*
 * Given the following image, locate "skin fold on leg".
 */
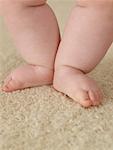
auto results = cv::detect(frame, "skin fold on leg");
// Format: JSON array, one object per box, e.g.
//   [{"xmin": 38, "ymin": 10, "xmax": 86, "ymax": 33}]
[
  {"xmin": 1, "ymin": 0, "xmax": 60, "ymax": 92},
  {"xmin": 54, "ymin": 0, "xmax": 113, "ymax": 107}
]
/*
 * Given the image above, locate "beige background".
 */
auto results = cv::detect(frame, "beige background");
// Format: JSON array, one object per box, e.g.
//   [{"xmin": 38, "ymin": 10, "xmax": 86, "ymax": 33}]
[{"xmin": 0, "ymin": 1, "xmax": 113, "ymax": 150}]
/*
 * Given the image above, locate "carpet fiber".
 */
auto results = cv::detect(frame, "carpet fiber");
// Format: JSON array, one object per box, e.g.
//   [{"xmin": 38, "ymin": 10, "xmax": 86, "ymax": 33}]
[{"xmin": 0, "ymin": 1, "xmax": 113, "ymax": 150}]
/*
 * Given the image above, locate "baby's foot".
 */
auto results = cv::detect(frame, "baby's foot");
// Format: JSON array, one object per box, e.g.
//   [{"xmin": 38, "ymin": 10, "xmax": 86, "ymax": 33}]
[
  {"xmin": 54, "ymin": 66, "xmax": 103, "ymax": 108},
  {"xmin": 2, "ymin": 64, "xmax": 53, "ymax": 92}
]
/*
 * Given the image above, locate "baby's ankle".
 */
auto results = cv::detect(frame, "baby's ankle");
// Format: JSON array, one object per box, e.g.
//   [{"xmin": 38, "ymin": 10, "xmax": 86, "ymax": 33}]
[{"xmin": 55, "ymin": 65, "xmax": 85, "ymax": 76}]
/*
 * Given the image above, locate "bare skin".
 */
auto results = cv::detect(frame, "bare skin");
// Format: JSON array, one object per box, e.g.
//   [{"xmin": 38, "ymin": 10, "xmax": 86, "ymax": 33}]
[
  {"xmin": 54, "ymin": 1, "xmax": 113, "ymax": 107},
  {"xmin": 1, "ymin": 0, "xmax": 113, "ymax": 107},
  {"xmin": 3, "ymin": 64, "xmax": 54, "ymax": 92},
  {"xmin": 1, "ymin": 0, "xmax": 60, "ymax": 92}
]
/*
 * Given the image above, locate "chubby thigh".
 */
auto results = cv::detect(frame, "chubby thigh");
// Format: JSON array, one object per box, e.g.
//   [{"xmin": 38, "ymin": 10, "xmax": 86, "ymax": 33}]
[
  {"xmin": 17, "ymin": 0, "xmax": 47, "ymax": 6},
  {"xmin": 76, "ymin": 0, "xmax": 113, "ymax": 7},
  {"xmin": 1, "ymin": 0, "xmax": 47, "ymax": 7}
]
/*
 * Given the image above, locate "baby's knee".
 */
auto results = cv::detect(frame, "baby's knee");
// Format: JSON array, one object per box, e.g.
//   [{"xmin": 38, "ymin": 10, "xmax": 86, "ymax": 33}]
[{"xmin": 76, "ymin": 0, "xmax": 113, "ymax": 8}]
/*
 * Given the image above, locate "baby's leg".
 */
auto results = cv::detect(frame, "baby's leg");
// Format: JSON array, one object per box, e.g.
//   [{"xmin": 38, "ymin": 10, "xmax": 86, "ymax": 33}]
[
  {"xmin": 54, "ymin": 1, "xmax": 113, "ymax": 107},
  {"xmin": 1, "ymin": 0, "xmax": 60, "ymax": 92}
]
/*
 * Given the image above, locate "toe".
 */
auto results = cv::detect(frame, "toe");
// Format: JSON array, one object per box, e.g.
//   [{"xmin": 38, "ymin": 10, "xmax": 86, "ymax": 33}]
[
  {"xmin": 2, "ymin": 79, "xmax": 14, "ymax": 92},
  {"xmin": 89, "ymin": 90, "xmax": 102, "ymax": 106},
  {"xmin": 2, "ymin": 85, "xmax": 10, "ymax": 92},
  {"xmin": 73, "ymin": 89, "xmax": 93, "ymax": 108},
  {"xmin": 2, "ymin": 75, "xmax": 13, "ymax": 92},
  {"xmin": 3, "ymin": 75, "xmax": 12, "ymax": 87},
  {"xmin": 2, "ymin": 76, "xmax": 20, "ymax": 92}
]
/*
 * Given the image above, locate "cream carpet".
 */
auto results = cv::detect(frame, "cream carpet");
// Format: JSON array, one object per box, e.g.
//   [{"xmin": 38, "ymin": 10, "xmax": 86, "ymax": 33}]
[{"xmin": 0, "ymin": 1, "xmax": 113, "ymax": 150}]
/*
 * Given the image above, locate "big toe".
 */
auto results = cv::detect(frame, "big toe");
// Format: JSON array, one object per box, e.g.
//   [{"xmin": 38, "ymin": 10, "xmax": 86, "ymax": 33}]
[
  {"xmin": 89, "ymin": 90, "xmax": 103, "ymax": 106},
  {"xmin": 72, "ymin": 89, "xmax": 93, "ymax": 108},
  {"xmin": 2, "ymin": 75, "xmax": 22, "ymax": 92}
]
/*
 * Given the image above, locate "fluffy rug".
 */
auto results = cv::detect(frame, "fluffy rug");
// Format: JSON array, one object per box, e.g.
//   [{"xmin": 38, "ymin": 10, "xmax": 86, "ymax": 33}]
[{"xmin": 0, "ymin": 1, "xmax": 113, "ymax": 150}]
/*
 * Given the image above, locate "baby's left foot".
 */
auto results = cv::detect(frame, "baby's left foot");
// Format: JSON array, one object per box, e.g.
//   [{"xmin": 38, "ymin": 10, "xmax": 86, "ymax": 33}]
[{"xmin": 53, "ymin": 66, "xmax": 103, "ymax": 108}]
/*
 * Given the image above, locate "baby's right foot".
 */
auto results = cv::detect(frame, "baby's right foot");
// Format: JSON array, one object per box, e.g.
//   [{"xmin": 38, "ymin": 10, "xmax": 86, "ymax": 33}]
[
  {"xmin": 2, "ymin": 64, "xmax": 53, "ymax": 92},
  {"xmin": 1, "ymin": 0, "xmax": 60, "ymax": 92},
  {"xmin": 54, "ymin": 66, "xmax": 103, "ymax": 108}
]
